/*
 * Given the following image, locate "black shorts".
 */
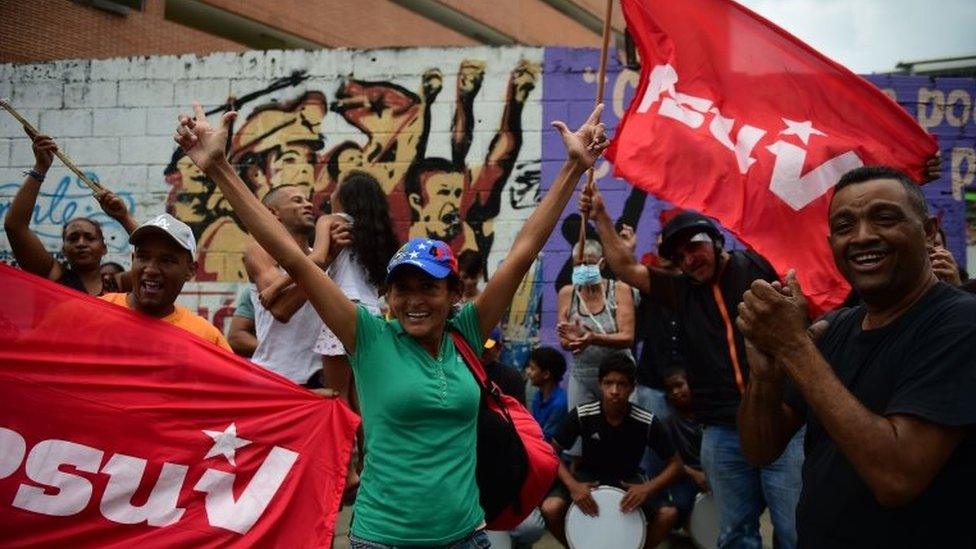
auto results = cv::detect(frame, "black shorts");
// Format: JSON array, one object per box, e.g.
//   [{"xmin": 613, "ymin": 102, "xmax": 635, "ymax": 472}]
[{"xmin": 546, "ymin": 470, "xmax": 672, "ymax": 518}]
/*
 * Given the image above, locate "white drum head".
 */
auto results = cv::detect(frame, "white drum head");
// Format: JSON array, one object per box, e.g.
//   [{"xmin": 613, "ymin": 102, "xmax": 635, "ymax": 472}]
[
  {"xmin": 688, "ymin": 492, "xmax": 719, "ymax": 549},
  {"xmin": 565, "ymin": 485, "xmax": 646, "ymax": 549}
]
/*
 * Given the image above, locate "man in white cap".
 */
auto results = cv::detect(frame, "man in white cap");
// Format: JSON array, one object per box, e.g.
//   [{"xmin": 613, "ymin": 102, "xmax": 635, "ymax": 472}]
[{"xmin": 100, "ymin": 213, "xmax": 231, "ymax": 351}]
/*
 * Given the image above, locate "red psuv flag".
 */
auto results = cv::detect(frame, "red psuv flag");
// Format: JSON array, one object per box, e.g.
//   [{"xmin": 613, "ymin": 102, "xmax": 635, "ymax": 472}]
[
  {"xmin": 0, "ymin": 264, "xmax": 359, "ymax": 547},
  {"xmin": 607, "ymin": 0, "xmax": 937, "ymax": 312}
]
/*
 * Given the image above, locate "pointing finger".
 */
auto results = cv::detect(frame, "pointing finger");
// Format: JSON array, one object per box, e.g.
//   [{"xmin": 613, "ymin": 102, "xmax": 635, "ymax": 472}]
[
  {"xmin": 585, "ymin": 103, "xmax": 605, "ymax": 125},
  {"xmin": 192, "ymin": 102, "xmax": 206, "ymax": 121}
]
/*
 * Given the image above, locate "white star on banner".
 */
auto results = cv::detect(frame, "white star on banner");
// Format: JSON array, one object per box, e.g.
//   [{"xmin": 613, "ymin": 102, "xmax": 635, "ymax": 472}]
[
  {"xmin": 409, "ymin": 251, "xmax": 420, "ymax": 258},
  {"xmin": 779, "ymin": 118, "xmax": 827, "ymax": 145},
  {"xmin": 203, "ymin": 423, "xmax": 251, "ymax": 466},
  {"xmin": 416, "ymin": 243, "xmax": 427, "ymax": 250}
]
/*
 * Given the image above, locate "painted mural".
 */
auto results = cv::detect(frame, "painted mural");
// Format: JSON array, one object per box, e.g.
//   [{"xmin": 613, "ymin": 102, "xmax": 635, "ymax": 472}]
[
  {"xmin": 163, "ymin": 58, "xmax": 540, "ymax": 283},
  {"xmin": 1, "ymin": 47, "xmax": 974, "ymax": 366}
]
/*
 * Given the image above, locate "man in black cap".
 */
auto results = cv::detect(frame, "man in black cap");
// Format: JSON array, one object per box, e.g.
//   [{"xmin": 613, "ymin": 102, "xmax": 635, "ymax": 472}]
[{"xmin": 580, "ymin": 186, "xmax": 803, "ymax": 549}]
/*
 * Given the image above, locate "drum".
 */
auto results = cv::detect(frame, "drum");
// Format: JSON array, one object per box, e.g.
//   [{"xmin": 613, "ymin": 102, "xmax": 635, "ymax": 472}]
[
  {"xmin": 565, "ymin": 486, "xmax": 645, "ymax": 549},
  {"xmin": 688, "ymin": 492, "xmax": 719, "ymax": 549}
]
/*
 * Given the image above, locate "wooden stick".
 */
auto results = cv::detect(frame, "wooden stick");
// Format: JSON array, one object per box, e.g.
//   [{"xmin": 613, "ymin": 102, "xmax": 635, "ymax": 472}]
[
  {"xmin": 577, "ymin": 0, "xmax": 615, "ymax": 263},
  {"xmin": 0, "ymin": 98, "xmax": 104, "ymax": 193}
]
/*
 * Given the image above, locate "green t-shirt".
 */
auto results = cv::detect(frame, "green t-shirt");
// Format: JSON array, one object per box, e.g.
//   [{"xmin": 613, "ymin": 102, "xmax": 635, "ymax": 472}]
[{"xmin": 349, "ymin": 303, "xmax": 484, "ymax": 545}]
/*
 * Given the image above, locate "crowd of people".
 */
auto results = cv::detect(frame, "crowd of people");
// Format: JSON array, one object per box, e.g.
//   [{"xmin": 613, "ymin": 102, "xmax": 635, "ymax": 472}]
[{"xmin": 3, "ymin": 97, "xmax": 973, "ymax": 549}]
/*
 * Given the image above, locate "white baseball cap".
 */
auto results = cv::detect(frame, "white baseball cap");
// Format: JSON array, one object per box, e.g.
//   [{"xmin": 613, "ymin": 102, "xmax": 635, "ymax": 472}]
[{"xmin": 129, "ymin": 213, "xmax": 197, "ymax": 256}]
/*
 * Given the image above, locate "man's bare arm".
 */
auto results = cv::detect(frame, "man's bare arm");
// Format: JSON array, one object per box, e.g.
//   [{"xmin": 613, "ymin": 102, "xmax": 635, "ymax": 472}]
[{"xmin": 243, "ymin": 237, "xmax": 307, "ymax": 323}]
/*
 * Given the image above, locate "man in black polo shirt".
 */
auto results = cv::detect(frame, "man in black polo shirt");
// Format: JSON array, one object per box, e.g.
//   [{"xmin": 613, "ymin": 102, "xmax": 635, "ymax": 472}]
[
  {"xmin": 737, "ymin": 165, "xmax": 976, "ymax": 548},
  {"xmin": 540, "ymin": 354, "xmax": 682, "ymax": 548},
  {"xmin": 582, "ymin": 187, "xmax": 804, "ymax": 548}
]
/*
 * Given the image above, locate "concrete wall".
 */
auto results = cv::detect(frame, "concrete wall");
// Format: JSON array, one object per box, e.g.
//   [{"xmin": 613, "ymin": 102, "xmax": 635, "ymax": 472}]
[{"xmin": 1, "ymin": 47, "xmax": 973, "ymax": 366}]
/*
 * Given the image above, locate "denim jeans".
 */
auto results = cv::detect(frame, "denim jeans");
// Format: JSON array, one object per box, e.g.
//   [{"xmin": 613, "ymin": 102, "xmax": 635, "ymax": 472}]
[
  {"xmin": 349, "ymin": 529, "xmax": 490, "ymax": 549},
  {"xmin": 699, "ymin": 425, "xmax": 804, "ymax": 549}
]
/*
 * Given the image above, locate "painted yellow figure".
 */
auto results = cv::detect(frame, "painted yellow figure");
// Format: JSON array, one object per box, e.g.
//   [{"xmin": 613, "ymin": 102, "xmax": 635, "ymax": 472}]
[
  {"xmin": 316, "ymin": 71, "xmax": 441, "ymax": 201},
  {"xmin": 231, "ymin": 91, "xmax": 326, "ymax": 201},
  {"xmin": 165, "ymin": 92, "xmax": 327, "ymax": 282},
  {"xmin": 165, "ymin": 151, "xmax": 248, "ymax": 282}
]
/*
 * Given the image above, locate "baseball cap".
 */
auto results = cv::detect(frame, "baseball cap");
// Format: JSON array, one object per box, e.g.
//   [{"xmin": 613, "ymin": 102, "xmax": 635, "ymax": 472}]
[
  {"xmin": 386, "ymin": 237, "xmax": 458, "ymax": 283},
  {"xmin": 129, "ymin": 213, "xmax": 197, "ymax": 256},
  {"xmin": 659, "ymin": 211, "xmax": 722, "ymax": 260}
]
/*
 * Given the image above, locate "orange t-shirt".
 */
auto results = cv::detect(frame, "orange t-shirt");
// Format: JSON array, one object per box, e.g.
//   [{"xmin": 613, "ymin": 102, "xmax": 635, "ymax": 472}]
[{"xmin": 100, "ymin": 293, "xmax": 232, "ymax": 352}]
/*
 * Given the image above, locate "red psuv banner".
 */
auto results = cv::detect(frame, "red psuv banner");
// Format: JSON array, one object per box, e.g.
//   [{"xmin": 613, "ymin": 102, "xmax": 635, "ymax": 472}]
[
  {"xmin": 608, "ymin": 0, "xmax": 937, "ymax": 313},
  {"xmin": 0, "ymin": 264, "xmax": 359, "ymax": 547}
]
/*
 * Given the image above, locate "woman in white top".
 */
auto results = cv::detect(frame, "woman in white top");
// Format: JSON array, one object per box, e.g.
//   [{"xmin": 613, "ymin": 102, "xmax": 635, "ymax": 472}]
[{"xmin": 312, "ymin": 172, "xmax": 399, "ymax": 401}]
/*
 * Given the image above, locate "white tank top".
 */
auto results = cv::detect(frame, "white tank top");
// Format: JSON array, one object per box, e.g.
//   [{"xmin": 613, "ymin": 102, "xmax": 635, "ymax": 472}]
[
  {"xmin": 327, "ymin": 248, "xmax": 380, "ymax": 310},
  {"xmin": 250, "ymin": 282, "xmax": 324, "ymax": 384}
]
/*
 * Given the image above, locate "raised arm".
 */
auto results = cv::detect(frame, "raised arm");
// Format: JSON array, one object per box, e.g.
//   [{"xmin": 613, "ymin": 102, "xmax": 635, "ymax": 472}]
[
  {"xmin": 243, "ymin": 239, "xmax": 309, "ymax": 323},
  {"xmin": 579, "ymin": 184, "xmax": 651, "ymax": 294},
  {"xmin": 474, "ymin": 104, "xmax": 608, "ymax": 338},
  {"xmin": 175, "ymin": 104, "xmax": 359, "ymax": 353},
  {"xmin": 3, "ymin": 132, "xmax": 61, "ymax": 279}
]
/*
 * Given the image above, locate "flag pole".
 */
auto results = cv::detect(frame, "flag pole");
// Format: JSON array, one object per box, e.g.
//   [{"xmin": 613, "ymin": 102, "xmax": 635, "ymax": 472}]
[
  {"xmin": 577, "ymin": 0, "xmax": 615, "ymax": 263},
  {"xmin": 0, "ymin": 98, "xmax": 105, "ymax": 193}
]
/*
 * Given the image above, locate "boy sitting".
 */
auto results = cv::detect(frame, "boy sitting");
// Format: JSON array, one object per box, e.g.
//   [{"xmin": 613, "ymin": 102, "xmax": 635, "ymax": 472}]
[
  {"xmin": 662, "ymin": 366, "xmax": 708, "ymax": 528},
  {"xmin": 526, "ymin": 346, "xmax": 569, "ymax": 441},
  {"xmin": 541, "ymin": 354, "xmax": 682, "ymax": 548}
]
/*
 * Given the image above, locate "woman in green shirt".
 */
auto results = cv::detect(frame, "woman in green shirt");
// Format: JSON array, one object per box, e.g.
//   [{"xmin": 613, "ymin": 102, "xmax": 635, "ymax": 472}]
[{"xmin": 173, "ymin": 101, "xmax": 608, "ymax": 547}]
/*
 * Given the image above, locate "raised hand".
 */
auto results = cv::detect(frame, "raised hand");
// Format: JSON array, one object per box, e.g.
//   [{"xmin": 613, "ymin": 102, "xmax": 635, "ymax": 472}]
[
  {"xmin": 930, "ymin": 246, "xmax": 962, "ymax": 286},
  {"xmin": 329, "ymin": 218, "xmax": 352, "ymax": 255},
  {"xmin": 618, "ymin": 224, "xmax": 637, "ymax": 254},
  {"xmin": 28, "ymin": 132, "xmax": 57, "ymax": 174},
  {"xmin": 95, "ymin": 189, "xmax": 129, "ymax": 220},
  {"xmin": 578, "ymin": 178, "xmax": 608, "ymax": 220},
  {"xmin": 173, "ymin": 103, "xmax": 237, "ymax": 172},
  {"xmin": 551, "ymin": 103, "xmax": 608, "ymax": 170}
]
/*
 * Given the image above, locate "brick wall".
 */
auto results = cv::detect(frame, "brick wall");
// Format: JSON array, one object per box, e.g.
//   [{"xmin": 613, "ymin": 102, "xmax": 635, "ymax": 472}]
[{"xmin": 0, "ymin": 0, "xmax": 246, "ymax": 62}]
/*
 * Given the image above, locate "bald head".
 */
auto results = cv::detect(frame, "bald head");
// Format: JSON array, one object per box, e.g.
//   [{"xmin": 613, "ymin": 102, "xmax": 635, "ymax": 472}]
[{"xmin": 261, "ymin": 184, "xmax": 302, "ymax": 209}]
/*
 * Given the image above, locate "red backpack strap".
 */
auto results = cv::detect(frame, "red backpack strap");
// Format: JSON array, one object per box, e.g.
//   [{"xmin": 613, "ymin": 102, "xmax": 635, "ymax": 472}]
[{"xmin": 450, "ymin": 331, "xmax": 489, "ymax": 388}]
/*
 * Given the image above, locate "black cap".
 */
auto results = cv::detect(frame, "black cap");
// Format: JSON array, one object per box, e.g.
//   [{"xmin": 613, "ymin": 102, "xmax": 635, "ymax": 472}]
[{"xmin": 659, "ymin": 211, "xmax": 723, "ymax": 260}]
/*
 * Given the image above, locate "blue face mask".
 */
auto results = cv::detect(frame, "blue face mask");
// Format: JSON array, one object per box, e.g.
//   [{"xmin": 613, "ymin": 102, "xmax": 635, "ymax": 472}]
[{"xmin": 572, "ymin": 264, "xmax": 602, "ymax": 286}]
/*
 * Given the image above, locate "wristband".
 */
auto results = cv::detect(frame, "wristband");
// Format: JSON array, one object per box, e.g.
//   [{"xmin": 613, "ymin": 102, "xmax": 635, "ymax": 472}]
[{"xmin": 25, "ymin": 169, "xmax": 46, "ymax": 182}]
